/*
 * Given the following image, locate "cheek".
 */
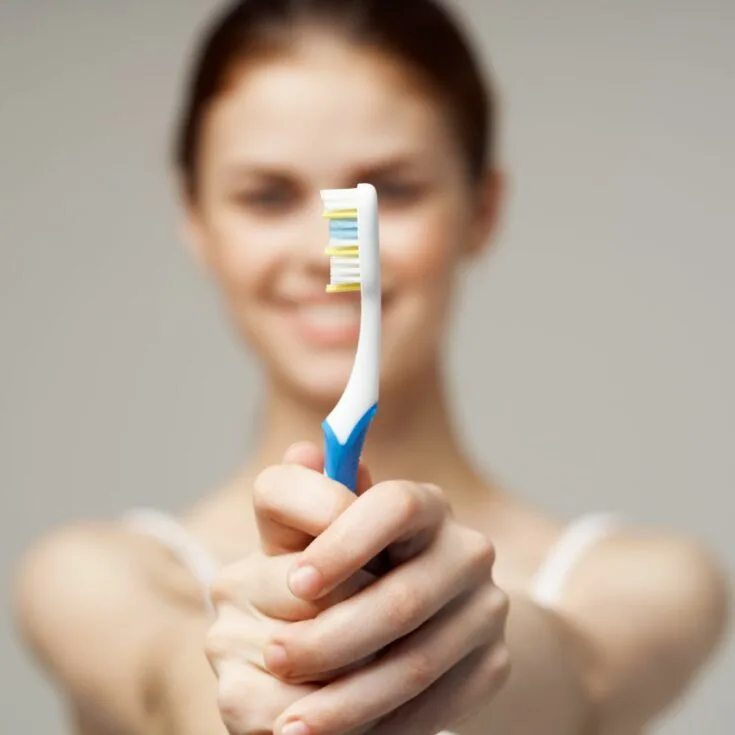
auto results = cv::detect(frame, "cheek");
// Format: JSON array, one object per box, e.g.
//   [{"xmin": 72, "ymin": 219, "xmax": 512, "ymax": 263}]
[
  {"xmin": 204, "ymin": 207, "xmax": 280, "ymax": 298},
  {"xmin": 381, "ymin": 198, "xmax": 465, "ymax": 288}
]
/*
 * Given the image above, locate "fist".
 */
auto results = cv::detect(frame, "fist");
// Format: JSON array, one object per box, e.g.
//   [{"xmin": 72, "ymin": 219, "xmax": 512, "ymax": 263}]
[{"xmin": 205, "ymin": 443, "xmax": 377, "ymax": 734}]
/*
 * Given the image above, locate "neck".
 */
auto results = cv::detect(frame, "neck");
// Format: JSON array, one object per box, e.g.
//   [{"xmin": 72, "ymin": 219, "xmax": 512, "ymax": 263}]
[{"xmin": 247, "ymin": 361, "xmax": 485, "ymax": 498}]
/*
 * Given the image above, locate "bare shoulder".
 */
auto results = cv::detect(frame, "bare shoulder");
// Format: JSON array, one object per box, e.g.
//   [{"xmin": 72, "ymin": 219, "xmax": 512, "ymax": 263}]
[
  {"xmin": 568, "ymin": 527, "xmax": 729, "ymax": 645},
  {"xmin": 12, "ymin": 521, "xmax": 206, "ymax": 733},
  {"xmin": 559, "ymin": 525, "xmax": 730, "ymax": 726}
]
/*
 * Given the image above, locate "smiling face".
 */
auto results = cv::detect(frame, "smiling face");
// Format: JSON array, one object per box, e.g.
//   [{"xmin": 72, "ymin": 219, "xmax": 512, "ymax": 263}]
[{"xmin": 183, "ymin": 36, "xmax": 500, "ymax": 404}]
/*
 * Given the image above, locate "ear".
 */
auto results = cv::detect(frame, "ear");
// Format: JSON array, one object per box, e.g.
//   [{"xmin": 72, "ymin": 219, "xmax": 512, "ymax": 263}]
[
  {"xmin": 180, "ymin": 207, "xmax": 209, "ymax": 269},
  {"xmin": 174, "ymin": 172, "xmax": 211, "ymax": 270},
  {"xmin": 464, "ymin": 167, "xmax": 506, "ymax": 259}
]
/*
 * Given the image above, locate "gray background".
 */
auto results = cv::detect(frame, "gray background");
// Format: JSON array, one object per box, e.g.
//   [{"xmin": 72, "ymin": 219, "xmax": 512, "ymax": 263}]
[{"xmin": 1, "ymin": 0, "xmax": 732, "ymax": 732}]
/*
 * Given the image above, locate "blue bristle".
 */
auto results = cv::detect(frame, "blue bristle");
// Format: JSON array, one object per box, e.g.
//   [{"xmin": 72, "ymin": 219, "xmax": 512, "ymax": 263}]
[{"xmin": 329, "ymin": 219, "xmax": 358, "ymax": 241}]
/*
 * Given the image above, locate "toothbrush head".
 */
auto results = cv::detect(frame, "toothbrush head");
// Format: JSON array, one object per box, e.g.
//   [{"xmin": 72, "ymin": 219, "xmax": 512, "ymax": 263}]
[{"xmin": 320, "ymin": 184, "xmax": 380, "ymax": 296}]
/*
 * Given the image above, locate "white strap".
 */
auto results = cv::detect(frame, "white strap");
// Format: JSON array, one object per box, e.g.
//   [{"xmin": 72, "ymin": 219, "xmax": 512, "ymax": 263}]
[
  {"xmin": 530, "ymin": 512, "xmax": 620, "ymax": 608},
  {"xmin": 122, "ymin": 508, "xmax": 221, "ymax": 616}
]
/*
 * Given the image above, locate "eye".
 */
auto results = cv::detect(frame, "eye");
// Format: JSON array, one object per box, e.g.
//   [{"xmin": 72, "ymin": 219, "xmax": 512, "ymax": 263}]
[
  {"xmin": 373, "ymin": 180, "xmax": 426, "ymax": 205},
  {"xmin": 233, "ymin": 185, "xmax": 298, "ymax": 213}
]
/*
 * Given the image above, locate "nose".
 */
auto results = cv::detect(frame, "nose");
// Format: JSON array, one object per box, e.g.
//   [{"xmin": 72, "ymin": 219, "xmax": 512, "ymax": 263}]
[{"xmin": 289, "ymin": 193, "xmax": 332, "ymax": 274}]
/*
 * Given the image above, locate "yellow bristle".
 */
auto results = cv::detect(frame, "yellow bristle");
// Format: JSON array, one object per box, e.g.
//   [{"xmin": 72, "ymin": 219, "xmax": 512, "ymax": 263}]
[
  {"xmin": 324, "ymin": 245, "xmax": 359, "ymax": 257},
  {"xmin": 323, "ymin": 209, "xmax": 358, "ymax": 219},
  {"xmin": 326, "ymin": 283, "xmax": 361, "ymax": 293}
]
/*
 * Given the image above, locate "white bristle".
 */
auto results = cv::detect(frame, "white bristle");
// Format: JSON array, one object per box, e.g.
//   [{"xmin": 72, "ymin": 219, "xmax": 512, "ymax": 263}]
[
  {"xmin": 321, "ymin": 188, "xmax": 360, "ymax": 211},
  {"xmin": 322, "ymin": 189, "xmax": 361, "ymax": 287},
  {"xmin": 331, "ymin": 261, "xmax": 361, "ymax": 284}
]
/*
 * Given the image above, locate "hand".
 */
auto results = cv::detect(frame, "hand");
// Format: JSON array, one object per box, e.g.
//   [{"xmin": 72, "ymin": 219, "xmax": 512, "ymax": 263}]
[
  {"xmin": 263, "ymin": 471, "xmax": 512, "ymax": 735},
  {"xmin": 205, "ymin": 443, "xmax": 376, "ymax": 734}
]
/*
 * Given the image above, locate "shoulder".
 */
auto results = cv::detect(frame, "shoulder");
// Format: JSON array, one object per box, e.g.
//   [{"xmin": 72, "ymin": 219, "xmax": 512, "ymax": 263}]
[
  {"xmin": 12, "ymin": 521, "xmax": 206, "ymax": 731},
  {"xmin": 572, "ymin": 527, "xmax": 729, "ymax": 643},
  {"xmin": 558, "ymin": 525, "xmax": 730, "ymax": 724},
  {"xmin": 14, "ymin": 522, "xmax": 144, "ymax": 647}
]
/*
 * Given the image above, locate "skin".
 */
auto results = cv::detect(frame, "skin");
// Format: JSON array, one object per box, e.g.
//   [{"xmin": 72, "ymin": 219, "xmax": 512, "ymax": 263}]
[{"xmin": 12, "ymin": 36, "xmax": 730, "ymax": 735}]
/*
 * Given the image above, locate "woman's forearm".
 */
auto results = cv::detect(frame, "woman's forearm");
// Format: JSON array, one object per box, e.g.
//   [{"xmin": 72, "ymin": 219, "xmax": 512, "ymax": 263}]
[{"xmin": 456, "ymin": 594, "xmax": 600, "ymax": 735}]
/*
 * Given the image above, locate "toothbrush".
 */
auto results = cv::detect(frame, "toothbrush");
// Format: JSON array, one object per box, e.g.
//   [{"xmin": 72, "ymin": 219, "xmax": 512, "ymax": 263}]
[{"xmin": 320, "ymin": 183, "xmax": 389, "ymax": 575}]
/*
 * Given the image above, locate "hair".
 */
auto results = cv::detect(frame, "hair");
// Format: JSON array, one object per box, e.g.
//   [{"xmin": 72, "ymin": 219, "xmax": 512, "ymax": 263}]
[{"xmin": 174, "ymin": 0, "xmax": 495, "ymax": 197}]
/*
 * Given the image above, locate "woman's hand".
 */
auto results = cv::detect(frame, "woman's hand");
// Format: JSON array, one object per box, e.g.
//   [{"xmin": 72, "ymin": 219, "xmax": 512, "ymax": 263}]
[
  {"xmin": 260, "ymin": 459, "xmax": 512, "ymax": 735},
  {"xmin": 205, "ymin": 443, "xmax": 377, "ymax": 734}
]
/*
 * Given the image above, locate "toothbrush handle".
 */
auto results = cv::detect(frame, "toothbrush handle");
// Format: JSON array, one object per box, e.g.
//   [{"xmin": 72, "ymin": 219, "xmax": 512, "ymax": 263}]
[{"xmin": 322, "ymin": 405, "xmax": 390, "ymax": 577}]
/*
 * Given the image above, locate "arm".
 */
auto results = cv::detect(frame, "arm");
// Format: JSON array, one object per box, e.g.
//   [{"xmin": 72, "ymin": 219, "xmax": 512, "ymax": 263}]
[
  {"xmin": 13, "ymin": 523, "xmax": 231, "ymax": 735},
  {"xmin": 458, "ymin": 533, "xmax": 730, "ymax": 735},
  {"xmin": 146, "ymin": 616, "xmax": 228, "ymax": 735},
  {"xmin": 13, "ymin": 524, "xmax": 160, "ymax": 733}
]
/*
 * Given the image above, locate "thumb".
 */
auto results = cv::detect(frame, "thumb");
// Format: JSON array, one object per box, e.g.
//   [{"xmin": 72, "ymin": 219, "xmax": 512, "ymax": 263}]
[
  {"xmin": 283, "ymin": 441, "xmax": 374, "ymax": 496},
  {"xmin": 256, "ymin": 442, "xmax": 370, "ymax": 556}
]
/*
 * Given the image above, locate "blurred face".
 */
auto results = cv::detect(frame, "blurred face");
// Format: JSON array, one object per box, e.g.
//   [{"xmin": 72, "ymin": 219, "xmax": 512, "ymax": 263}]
[{"xmin": 184, "ymin": 37, "xmax": 499, "ymax": 404}]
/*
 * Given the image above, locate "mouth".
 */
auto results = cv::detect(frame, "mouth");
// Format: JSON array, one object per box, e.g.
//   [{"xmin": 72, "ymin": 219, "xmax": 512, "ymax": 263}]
[
  {"xmin": 279, "ymin": 291, "xmax": 392, "ymax": 346},
  {"xmin": 297, "ymin": 299, "xmax": 361, "ymax": 329}
]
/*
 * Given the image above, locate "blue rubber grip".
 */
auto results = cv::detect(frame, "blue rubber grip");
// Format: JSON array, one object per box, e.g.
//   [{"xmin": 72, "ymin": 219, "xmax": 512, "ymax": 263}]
[{"xmin": 322, "ymin": 403, "xmax": 377, "ymax": 493}]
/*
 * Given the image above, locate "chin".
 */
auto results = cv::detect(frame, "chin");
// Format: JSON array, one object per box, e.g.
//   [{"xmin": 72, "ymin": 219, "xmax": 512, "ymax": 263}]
[{"xmin": 277, "ymin": 351, "xmax": 359, "ymax": 408}]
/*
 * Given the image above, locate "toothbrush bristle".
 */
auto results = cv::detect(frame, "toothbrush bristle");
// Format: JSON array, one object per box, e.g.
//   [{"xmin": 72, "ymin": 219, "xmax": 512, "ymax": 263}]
[{"xmin": 322, "ymin": 194, "xmax": 361, "ymax": 292}]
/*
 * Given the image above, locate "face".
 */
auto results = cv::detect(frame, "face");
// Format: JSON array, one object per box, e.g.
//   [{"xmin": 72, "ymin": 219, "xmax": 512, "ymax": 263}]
[{"xmin": 184, "ymin": 37, "xmax": 500, "ymax": 405}]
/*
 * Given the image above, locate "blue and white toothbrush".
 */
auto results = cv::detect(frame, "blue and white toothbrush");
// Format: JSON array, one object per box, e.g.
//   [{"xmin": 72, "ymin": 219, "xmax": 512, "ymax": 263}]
[
  {"xmin": 320, "ymin": 183, "xmax": 381, "ymax": 492},
  {"xmin": 320, "ymin": 184, "xmax": 388, "ymax": 574}
]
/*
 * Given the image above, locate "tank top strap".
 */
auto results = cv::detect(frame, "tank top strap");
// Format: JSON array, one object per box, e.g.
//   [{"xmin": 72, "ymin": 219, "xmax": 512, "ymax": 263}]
[
  {"xmin": 122, "ymin": 507, "xmax": 221, "ymax": 616},
  {"xmin": 530, "ymin": 512, "xmax": 620, "ymax": 608}
]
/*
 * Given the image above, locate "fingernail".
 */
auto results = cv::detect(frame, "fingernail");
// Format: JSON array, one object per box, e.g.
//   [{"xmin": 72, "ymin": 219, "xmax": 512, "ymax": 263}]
[
  {"xmin": 289, "ymin": 564, "xmax": 323, "ymax": 598},
  {"xmin": 264, "ymin": 643, "xmax": 288, "ymax": 673},
  {"xmin": 281, "ymin": 720, "xmax": 310, "ymax": 735}
]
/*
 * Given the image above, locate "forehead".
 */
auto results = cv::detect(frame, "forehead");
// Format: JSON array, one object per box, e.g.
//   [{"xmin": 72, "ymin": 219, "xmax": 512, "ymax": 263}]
[{"xmin": 200, "ymin": 41, "xmax": 456, "ymax": 176}]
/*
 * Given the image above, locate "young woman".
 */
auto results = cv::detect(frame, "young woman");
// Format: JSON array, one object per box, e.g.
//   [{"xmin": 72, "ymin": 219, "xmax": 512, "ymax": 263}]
[{"xmin": 14, "ymin": 1, "xmax": 729, "ymax": 734}]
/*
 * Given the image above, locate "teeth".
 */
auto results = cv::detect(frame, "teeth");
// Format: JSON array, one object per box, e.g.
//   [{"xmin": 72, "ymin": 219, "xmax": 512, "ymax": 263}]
[{"xmin": 299, "ymin": 302, "xmax": 360, "ymax": 328}]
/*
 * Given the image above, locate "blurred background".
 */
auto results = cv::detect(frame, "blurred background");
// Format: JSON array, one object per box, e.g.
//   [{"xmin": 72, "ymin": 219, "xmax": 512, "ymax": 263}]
[{"xmin": 1, "ymin": 0, "xmax": 732, "ymax": 731}]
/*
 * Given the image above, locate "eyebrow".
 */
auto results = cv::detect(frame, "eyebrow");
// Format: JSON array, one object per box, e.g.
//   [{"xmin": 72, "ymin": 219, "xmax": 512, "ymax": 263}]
[
  {"xmin": 350, "ymin": 155, "xmax": 428, "ymax": 182},
  {"xmin": 221, "ymin": 154, "xmax": 428, "ymax": 186},
  {"xmin": 220, "ymin": 165, "xmax": 296, "ymax": 187}
]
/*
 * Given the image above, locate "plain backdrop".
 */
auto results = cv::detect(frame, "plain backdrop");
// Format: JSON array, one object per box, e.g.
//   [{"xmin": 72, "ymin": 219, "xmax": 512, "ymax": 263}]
[{"xmin": 1, "ymin": 0, "xmax": 733, "ymax": 732}]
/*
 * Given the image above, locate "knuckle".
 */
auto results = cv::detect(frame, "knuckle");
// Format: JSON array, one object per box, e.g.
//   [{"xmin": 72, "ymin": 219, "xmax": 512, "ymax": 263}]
[
  {"xmin": 423, "ymin": 483, "xmax": 452, "ymax": 513},
  {"xmin": 204, "ymin": 605, "xmax": 248, "ymax": 664},
  {"xmin": 488, "ymin": 642, "xmax": 512, "ymax": 687},
  {"xmin": 390, "ymin": 481, "xmax": 424, "ymax": 523},
  {"xmin": 204, "ymin": 622, "xmax": 229, "ymax": 664},
  {"xmin": 476, "ymin": 588, "xmax": 509, "ymax": 642},
  {"xmin": 305, "ymin": 701, "xmax": 342, "ymax": 733},
  {"xmin": 385, "ymin": 580, "xmax": 422, "ymax": 629},
  {"xmin": 252, "ymin": 466, "xmax": 283, "ymax": 516},
  {"xmin": 475, "ymin": 642, "xmax": 512, "ymax": 692},
  {"xmin": 466, "ymin": 531, "xmax": 496, "ymax": 575},
  {"xmin": 494, "ymin": 588, "xmax": 510, "ymax": 620},
  {"xmin": 209, "ymin": 562, "xmax": 247, "ymax": 606},
  {"xmin": 281, "ymin": 626, "xmax": 325, "ymax": 681},
  {"xmin": 209, "ymin": 574, "xmax": 234, "ymax": 608},
  {"xmin": 217, "ymin": 676, "xmax": 251, "ymax": 732},
  {"xmin": 403, "ymin": 648, "xmax": 437, "ymax": 690},
  {"xmin": 480, "ymin": 585, "xmax": 509, "ymax": 619}
]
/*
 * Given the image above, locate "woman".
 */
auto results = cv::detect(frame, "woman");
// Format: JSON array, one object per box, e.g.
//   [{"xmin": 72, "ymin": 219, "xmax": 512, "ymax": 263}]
[{"xmin": 13, "ymin": 1, "xmax": 729, "ymax": 734}]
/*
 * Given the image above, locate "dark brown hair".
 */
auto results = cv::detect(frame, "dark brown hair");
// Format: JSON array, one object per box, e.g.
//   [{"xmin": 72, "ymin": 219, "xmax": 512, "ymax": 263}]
[{"xmin": 175, "ymin": 0, "xmax": 495, "ymax": 197}]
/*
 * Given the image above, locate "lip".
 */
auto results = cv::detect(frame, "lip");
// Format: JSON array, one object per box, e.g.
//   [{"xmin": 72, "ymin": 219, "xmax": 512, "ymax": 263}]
[
  {"xmin": 277, "ymin": 290, "xmax": 391, "ymax": 306},
  {"xmin": 280, "ymin": 292, "xmax": 391, "ymax": 347}
]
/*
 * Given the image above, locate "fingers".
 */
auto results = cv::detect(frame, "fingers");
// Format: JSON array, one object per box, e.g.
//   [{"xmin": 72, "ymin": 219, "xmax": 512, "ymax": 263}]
[
  {"xmin": 254, "ymin": 456, "xmax": 357, "ymax": 556},
  {"xmin": 265, "ymin": 525, "xmax": 496, "ymax": 681},
  {"xmin": 368, "ymin": 642, "xmax": 511, "ymax": 735},
  {"xmin": 282, "ymin": 441, "xmax": 324, "ymax": 471},
  {"xmin": 284, "ymin": 441, "xmax": 373, "ymax": 497},
  {"xmin": 286, "ymin": 481, "xmax": 451, "ymax": 600},
  {"xmin": 215, "ymin": 657, "xmax": 317, "ymax": 735},
  {"xmin": 271, "ymin": 586, "xmax": 509, "ymax": 735},
  {"xmin": 205, "ymin": 602, "xmax": 282, "ymax": 674},
  {"xmin": 210, "ymin": 551, "xmax": 376, "ymax": 623}
]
